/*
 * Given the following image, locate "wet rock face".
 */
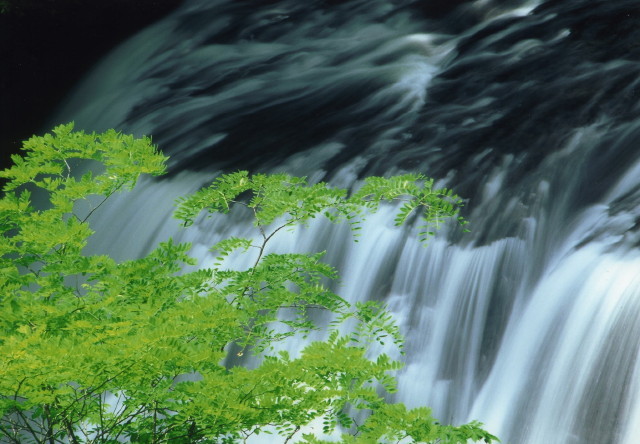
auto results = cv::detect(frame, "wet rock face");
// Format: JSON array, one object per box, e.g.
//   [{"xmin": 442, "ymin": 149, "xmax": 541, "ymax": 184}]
[{"xmin": 0, "ymin": 0, "xmax": 184, "ymax": 169}]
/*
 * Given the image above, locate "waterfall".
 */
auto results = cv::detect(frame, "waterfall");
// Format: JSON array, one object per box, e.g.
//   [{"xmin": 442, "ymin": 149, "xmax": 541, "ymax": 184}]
[{"xmin": 52, "ymin": 0, "xmax": 640, "ymax": 442}]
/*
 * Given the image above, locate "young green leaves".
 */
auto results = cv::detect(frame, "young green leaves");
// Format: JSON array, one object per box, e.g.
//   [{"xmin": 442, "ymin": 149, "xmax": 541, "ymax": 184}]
[
  {"xmin": 175, "ymin": 171, "xmax": 467, "ymax": 242},
  {"xmin": 1, "ymin": 122, "xmax": 166, "ymax": 194},
  {"xmin": 351, "ymin": 173, "xmax": 469, "ymax": 240},
  {"xmin": 0, "ymin": 126, "xmax": 495, "ymax": 444},
  {"xmin": 0, "ymin": 122, "xmax": 167, "ymax": 261}
]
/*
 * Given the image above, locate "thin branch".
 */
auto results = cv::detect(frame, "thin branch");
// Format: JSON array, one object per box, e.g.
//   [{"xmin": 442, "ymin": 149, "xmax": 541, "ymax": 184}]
[
  {"xmin": 63, "ymin": 417, "xmax": 80, "ymax": 444},
  {"xmin": 284, "ymin": 425, "xmax": 301, "ymax": 443},
  {"xmin": 110, "ymin": 403, "xmax": 149, "ymax": 443},
  {"xmin": 13, "ymin": 377, "xmax": 26, "ymax": 402},
  {"xmin": 258, "ymin": 218, "xmax": 303, "ymax": 266},
  {"xmin": 13, "ymin": 407, "xmax": 43, "ymax": 443},
  {"xmin": 0, "ymin": 420, "xmax": 22, "ymax": 444},
  {"xmin": 96, "ymin": 390, "xmax": 106, "ymax": 443},
  {"xmin": 62, "ymin": 157, "xmax": 72, "ymax": 180},
  {"xmin": 80, "ymin": 183, "xmax": 124, "ymax": 224},
  {"xmin": 49, "ymin": 359, "xmax": 141, "ymax": 432}
]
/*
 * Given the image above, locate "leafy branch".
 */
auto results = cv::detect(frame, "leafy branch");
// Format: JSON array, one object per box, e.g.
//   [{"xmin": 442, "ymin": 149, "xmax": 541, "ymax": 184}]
[{"xmin": 0, "ymin": 126, "xmax": 497, "ymax": 444}]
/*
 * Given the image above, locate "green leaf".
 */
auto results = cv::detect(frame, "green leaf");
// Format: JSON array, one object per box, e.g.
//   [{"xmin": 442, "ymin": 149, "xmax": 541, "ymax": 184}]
[{"xmin": 0, "ymin": 126, "xmax": 495, "ymax": 444}]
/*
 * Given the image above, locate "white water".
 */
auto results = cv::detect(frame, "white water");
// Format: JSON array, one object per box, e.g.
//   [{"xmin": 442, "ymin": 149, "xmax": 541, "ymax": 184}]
[{"xmin": 52, "ymin": 0, "xmax": 640, "ymax": 442}]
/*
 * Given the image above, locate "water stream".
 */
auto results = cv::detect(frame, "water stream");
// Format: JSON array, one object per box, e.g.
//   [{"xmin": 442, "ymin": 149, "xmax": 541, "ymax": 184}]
[{"xmin": 53, "ymin": 0, "xmax": 640, "ymax": 442}]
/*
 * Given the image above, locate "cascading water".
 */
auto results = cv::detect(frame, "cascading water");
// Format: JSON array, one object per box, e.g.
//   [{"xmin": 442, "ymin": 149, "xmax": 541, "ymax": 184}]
[{"xmin": 51, "ymin": 0, "xmax": 640, "ymax": 442}]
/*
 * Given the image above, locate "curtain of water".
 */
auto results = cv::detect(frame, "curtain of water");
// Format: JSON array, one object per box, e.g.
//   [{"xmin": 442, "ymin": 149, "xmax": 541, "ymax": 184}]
[{"xmin": 53, "ymin": 0, "xmax": 640, "ymax": 442}]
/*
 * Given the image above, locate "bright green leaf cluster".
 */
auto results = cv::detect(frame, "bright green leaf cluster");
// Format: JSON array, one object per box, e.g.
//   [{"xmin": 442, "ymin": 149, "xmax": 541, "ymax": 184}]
[
  {"xmin": 175, "ymin": 171, "xmax": 468, "ymax": 245},
  {"xmin": 302, "ymin": 404, "xmax": 498, "ymax": 444},
  {"xmin": 0, "ymin": 125, "xmax": 496, "ymax": 443},
  {"xmin": 351, "ymin": 174, "xmax": 469, "ymax": 240}
]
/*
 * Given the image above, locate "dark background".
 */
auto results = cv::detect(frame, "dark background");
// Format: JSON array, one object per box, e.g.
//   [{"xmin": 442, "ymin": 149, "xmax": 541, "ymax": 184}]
[{"xmin": 0, "ymin": 0, "xmax": 185, "ymax": 170}]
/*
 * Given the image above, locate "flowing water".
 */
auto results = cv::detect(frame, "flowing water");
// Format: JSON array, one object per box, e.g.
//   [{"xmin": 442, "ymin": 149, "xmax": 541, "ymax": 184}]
[{"xmin": 52, "ymin": 0, "xmax": 640, "ymax": 442}]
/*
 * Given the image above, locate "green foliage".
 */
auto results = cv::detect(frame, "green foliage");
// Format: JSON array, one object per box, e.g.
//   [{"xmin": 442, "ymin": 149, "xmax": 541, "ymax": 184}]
[
  {"xmin": 175, "ymin": 171, "xmax": 468, "ymax": 243},
  {"xmin": 302, "ymin": 404, "xmax": 496, "ymax": 444},
  {"xmin": 0, "ymin": 125, "xmax": 497, "ymax": 443}
]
